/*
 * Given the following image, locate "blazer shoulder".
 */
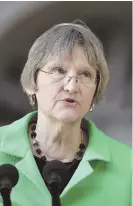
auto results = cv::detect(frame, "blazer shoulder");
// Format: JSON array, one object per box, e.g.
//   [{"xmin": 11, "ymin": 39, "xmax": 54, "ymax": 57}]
[
  {"xmin": 105, "ymin": 133, "xmax": 132, "ymax": 173},
  {"xmin": 106, "ymin": 133, "xmax": 131, "ymax": 154}
]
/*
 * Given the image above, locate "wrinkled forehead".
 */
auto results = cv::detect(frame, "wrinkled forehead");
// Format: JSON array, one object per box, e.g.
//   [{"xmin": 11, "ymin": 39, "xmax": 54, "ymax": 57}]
[{"xmin": 42, "ymin": 45, "xmax": 96, "ymax": 72}]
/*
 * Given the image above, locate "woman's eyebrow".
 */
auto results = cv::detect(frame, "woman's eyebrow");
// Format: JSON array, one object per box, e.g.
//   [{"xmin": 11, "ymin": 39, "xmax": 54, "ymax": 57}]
[
  {"xmin": 49, "ymin": 62, "xmax": 64, "ymax": 68},
  {"xmin": 78, "ymin": 66, "xmax": 95, "ymax": 73}
]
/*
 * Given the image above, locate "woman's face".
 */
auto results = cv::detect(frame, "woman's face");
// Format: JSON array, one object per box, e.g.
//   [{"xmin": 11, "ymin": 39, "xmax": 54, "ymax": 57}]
[{"xmin": 35, "ymin": 44, "xmax": 97, "ymax": 123}]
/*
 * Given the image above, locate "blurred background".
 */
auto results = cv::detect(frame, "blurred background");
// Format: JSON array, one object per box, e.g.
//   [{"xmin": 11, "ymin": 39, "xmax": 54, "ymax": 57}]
[{"xmin": 0, "ymin": 1, "xmax": 132, "ymax": 146}]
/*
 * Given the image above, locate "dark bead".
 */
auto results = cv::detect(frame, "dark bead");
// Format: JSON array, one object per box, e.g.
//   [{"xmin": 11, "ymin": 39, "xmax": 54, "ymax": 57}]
[
  {"xmin": 31, "ymin": 131, "xmax": 36, "ymax": 138},
  {"xmin": 41, "ymin": 156, "xmax": 47, "ymax": 161},
  {"xmin": 36, "ymin": 148, "xmax": 42, "ymax": 155},
  {"xmin": 31, "ymin": 124, "xmax": 36, "ymax": 131},
  {"xmin": 33, "ymin": 140, "xmax": 38, "ymax": 147},
  {"xmin": 77, "ymin": 150, "xmax": 83, "ymax": 158},
  {"xmin": 79, "ymin": 143, "xmax": 85, "ymax": 150}
]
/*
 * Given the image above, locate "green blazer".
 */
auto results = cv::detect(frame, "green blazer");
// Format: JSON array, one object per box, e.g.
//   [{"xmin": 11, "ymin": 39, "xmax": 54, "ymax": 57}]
[{"xmin": 0, "ymin": 112, "xmax": 132, "ymax": 206}]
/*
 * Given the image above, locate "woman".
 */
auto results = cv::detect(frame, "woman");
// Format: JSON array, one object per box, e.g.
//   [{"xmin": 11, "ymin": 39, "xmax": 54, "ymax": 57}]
[{"xmin": 0, "ymin": 20, "xmax": 131, "ymax": 206}]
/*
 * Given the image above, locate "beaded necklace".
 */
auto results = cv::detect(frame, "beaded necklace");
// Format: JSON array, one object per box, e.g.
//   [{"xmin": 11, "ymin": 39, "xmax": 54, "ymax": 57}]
[{"xmin": 30, "ymin": 123, "xmax": 86, "ymax": 169}]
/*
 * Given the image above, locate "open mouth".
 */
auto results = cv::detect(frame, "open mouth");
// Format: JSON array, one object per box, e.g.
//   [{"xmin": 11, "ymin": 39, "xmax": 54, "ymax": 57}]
[
  {"xmin": 63, "ymin": 99, "xmax": 79, "ymax": 106},
  {"xmin": 65, "ymin": 99, "xmax": 75, "ymax": 103},
  {"xmin": 60, "ymin": 98, "xmax": 79, "ymax": 107}
]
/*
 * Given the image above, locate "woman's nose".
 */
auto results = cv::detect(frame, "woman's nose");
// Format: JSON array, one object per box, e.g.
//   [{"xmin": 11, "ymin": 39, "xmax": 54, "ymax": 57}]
[{"xmin": 63, "ymin": 76, "xmax": 79, "ymax": 93}]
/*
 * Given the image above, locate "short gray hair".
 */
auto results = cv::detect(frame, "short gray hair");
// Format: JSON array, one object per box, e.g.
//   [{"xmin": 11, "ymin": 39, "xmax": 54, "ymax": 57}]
[{"xmin": 21, "ymin": 20, "xmax": 109, "ymax": 107}]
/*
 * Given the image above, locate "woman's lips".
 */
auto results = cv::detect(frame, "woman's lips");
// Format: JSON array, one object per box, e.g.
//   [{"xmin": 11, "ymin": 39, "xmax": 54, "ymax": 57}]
[
  {"xmin": 63, "ymin": 98, "xmax": 79, "ymax": 103},
  {"xmin": 60, "ymin": 100, "xmax": 79, "ymax": 107}
]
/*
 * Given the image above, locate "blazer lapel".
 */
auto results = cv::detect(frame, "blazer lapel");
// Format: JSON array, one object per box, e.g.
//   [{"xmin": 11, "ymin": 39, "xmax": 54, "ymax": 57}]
[
  {"xmin": 15, "ymin": 149, "xmax": 49, "ymax": 194},
  {"xmin": 61, "ymin": 119, "xmax": 110, "ymax": 198},
  {"xmin": 15, "ymin": 149, "xmax": 52, "ymax": 205},
  {"xmin": 60, "ymin": 160, "xmax": 93, "ymax": 197}
]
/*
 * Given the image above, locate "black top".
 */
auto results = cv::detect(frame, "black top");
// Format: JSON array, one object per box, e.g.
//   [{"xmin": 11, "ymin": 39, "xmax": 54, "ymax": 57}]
[{"xmin": 34, "ymin": 155, "xmax": 81, "ymax": 193}]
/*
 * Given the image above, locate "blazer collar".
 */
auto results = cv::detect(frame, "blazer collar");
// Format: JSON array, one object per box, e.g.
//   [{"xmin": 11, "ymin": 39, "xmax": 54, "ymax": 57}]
[
  {"xmin": 0, "ymin": 111, "xmax": 110, "ymax": 162},
  {"xmin": 83, "ymin": 119, "xmax": 110, "ymax": 162}
]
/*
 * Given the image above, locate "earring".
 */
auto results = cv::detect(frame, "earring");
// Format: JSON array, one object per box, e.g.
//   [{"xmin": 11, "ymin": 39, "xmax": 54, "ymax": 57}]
[
  {"xmin": 30, "ymin": 94, "xmax": 36, "ymax": 105},
  {"xmin": 90, "ymin": 104, "xmax": 94, "ymax": 112}
]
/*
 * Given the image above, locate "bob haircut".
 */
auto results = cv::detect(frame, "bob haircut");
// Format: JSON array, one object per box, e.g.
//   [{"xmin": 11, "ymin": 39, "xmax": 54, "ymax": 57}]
[{"xmin": 21, "ymin": 20, "xmax": 109, "ymax": 108}]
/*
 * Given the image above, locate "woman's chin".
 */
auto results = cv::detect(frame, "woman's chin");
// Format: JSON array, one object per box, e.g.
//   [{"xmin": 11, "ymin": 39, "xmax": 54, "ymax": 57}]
[{"xmin": 55, "ymin": 111, "xmax": 80, "ymax": 123}]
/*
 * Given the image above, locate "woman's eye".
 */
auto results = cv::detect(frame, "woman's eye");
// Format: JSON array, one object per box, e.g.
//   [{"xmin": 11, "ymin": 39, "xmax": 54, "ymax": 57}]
[
  {"xmin": 52, "ymin": 67, "xmax": 65, "ymax": 74},
  {"xmin": 82, "ymin": 71, "xmax": 92, "ymax": 78}
]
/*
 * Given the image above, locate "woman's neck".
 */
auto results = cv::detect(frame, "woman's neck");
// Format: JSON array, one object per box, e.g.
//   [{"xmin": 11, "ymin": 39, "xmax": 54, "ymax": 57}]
[{"xmin": 29, "ymin": 112, "xmax": 84, "ymax": 162}]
